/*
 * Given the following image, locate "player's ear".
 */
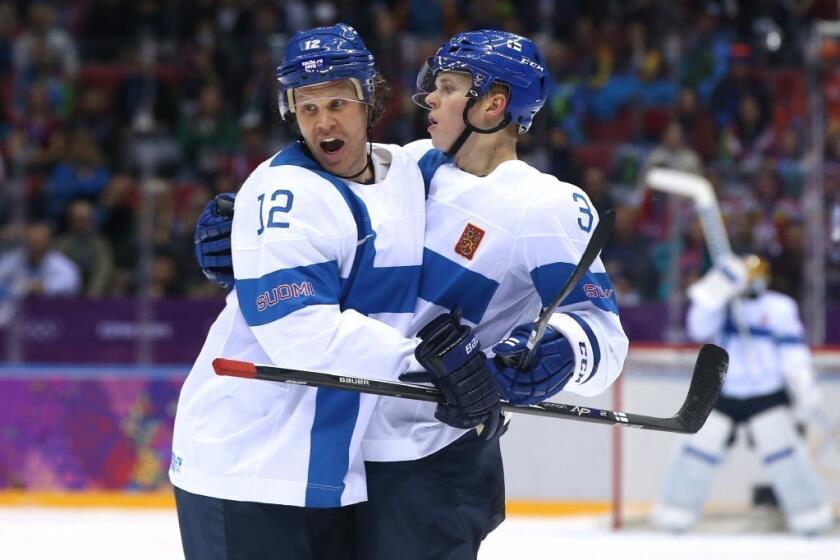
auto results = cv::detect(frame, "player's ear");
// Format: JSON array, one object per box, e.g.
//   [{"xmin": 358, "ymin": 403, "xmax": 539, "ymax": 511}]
[
  {"xmin": 482, "ymin": 91, "xmax": 509, "ymax": 125},
  {"xmin": 486, "ymin": 92, "xmax": 507, "ymax": 115}
]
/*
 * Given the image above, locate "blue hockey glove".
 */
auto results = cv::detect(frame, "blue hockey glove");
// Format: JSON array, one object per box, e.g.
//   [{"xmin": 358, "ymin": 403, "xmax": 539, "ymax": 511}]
[
  {"xmin": 490, "ymin": 323, "xmax": 575, "ymax": 405},
  {"xmin": 401, "ymin": 311, "xmax": 502, "ymax": 440},
  {"xmin": 194, "ymin": 192, "xmax": 236, "ymax": 289}
]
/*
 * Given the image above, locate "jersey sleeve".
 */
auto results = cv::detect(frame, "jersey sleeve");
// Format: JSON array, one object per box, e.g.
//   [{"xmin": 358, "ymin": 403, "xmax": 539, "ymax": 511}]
[
  {"xmin": 232, "ymin": 163, "xmax": 421, "ymax": 380},
  {"xmin": 514, "ymin": 184, "xmax": 628, "ymax": 397},
  {"xmin": 771, "ymin": 296, "xmax": 816, "ymax": 386},
  {"xmin": 686, "ymin": 299, "xmax": 727, "ymax": 342}
]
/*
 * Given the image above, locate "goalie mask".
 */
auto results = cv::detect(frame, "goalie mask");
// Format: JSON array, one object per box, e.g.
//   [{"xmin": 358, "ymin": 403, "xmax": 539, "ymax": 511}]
[{"xmin": 743, "ymin": 254, "xmax": 770, "ymax": 295}]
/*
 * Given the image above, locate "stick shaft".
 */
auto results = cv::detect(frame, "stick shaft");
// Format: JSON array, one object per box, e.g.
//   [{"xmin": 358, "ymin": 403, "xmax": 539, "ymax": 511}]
[
  {"xmin": 213, "ymin": 344, "xmax": 726, "ymax": 434},
  {"xmin": 518, "ymin": 209, "xmax": 616, "ymax": 369}
]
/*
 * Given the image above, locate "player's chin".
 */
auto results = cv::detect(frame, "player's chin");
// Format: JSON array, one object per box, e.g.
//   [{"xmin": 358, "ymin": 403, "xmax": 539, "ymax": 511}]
[{"xmin": 428, "ymin": 128, "xmax": 451, "ymax": 151}]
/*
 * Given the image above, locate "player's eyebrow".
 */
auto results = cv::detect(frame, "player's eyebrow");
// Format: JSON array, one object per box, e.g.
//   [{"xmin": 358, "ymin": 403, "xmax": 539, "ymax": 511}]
[{"xmin": 436, "ymin": 73, "xmax": 468, "ymax": 88}]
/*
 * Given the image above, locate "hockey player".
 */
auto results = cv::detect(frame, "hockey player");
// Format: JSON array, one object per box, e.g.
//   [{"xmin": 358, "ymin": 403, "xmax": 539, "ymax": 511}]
[
  {"xmin": 651, "ymin": 254, "xmax": 833, "ymax": 535},
  {"xmin": 195, "ymin": 30, "xmax": 629, "ymax": 559},
  {"xmin": 172, "ymin": 24, "xmax": 501, "ymax": 560}
]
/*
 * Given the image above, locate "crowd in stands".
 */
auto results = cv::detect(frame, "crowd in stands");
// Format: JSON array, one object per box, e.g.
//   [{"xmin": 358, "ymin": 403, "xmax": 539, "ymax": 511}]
[{"xmin": 1, "ymin": 0, "xmax": 840, "ymax": 307}]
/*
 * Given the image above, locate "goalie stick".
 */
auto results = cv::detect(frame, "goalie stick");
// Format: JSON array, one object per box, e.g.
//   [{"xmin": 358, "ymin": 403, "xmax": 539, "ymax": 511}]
[
  {"xmin": 212, "ymin": 343, "xmax": 727, "ymax": 434},
  {"xmin": 517, "ymin": 208, "xmax": 616, "ymax": 369},
  {"xmin": 645, "ymin": 168, "xmax": 760, "ymax": 379}
]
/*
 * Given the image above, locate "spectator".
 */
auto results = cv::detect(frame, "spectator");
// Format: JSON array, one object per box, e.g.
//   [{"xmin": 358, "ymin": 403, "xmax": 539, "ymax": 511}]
[
  {"xmin": 676, "ymin": 87, "xmax": 717, "ymax": 161},
  {"xmin": 0, "ymin": 222, "xmax": 81, "ymax": 299},
  {"xmin": 177, "ymin": 82, "xmax": 239, "ymax": 181},
  {"xmin": 72, "ymin": 84, "xmax": 121, "ymax": 166},
  {"xmin": 116, "ymin": 46, "xmax": 179, "ymax": 136},
  {"xmin": 769, "ymin": 220, "xmax": 806, "ymax": 299},
  {"xmin": 99, "ymin": 173, "xmax": 138, "ymax": 295},
  {"xmin": 720, "ymin": 93, "xmax": 774, "ymax": 169},
  {"xmin": 601, "ymin": 205, "xmax": 659, "ymax": 301},
  {"xmin": 48, "ymin": 127, "xmax": 111, "ymax": 220},
  {"xmin": 749, "ymin": 166, "xmax": 800, "ymax": 254},
  {"xmin": 580, "ymin": 166, "xmax": 615, "ymax": 215},
  {"xmin": 547, "ymin": 128, "xmax": 581, "ymax": 185},
  {"xmin": 650, "ymin": 216, "xmax": 710, "ymax": 300},
  {"xmin": 643, "ymin": 121, "xmax": 703, "ymax": 175},
  {"xmin": 710, "ymin": 44, "xmax": 771, "ymax": 130},
  {"xmin": 13, "ymin": 2, "xmax": 79, "ymax": 82},
  {"xmin": 149, "ymin": 250, "xmax": 182, "ymax": 298},
  {"xmin": 54, "ymin": 200, "xmax": 114, "ymax": 297},
  {"xmin": 773, "ymin": 127, "xmax": 806, "ymax": 196}
]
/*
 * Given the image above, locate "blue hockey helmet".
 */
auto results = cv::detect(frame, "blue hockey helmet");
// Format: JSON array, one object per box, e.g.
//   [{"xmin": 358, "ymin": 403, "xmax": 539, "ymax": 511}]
[
  {"xmin": 413, "ymin": 30, "xmax": 550, "ymax": 133},
  {"xmin": 276, "ymin": 23, "xmax": 376, "ymax": 120}
]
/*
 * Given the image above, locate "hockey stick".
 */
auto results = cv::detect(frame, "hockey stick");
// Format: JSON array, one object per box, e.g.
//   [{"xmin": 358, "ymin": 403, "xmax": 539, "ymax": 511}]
[
  {"xmin": 645, "ymin": 168, "xmax": 761, "ymax": 380},
  {"xmin": 212, "ymin": 343, "xmax": 727, "ymax": 434},
  {"xmin": 517, "ymin": 209, "xmax": 616, "ymax": 369}
]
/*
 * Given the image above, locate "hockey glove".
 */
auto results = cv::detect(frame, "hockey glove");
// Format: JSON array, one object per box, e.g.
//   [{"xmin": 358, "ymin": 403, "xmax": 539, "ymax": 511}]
[
  {"xmin": 490, "ymin": 323, "xmax": 575, "ymax": 405},
  {"xmin": 401, "ymin": 311, "xmax": 502, "ymax": 440},
  {"xmin": 194, "ymin": 192, "xmax": 236, "ymax": 289}
]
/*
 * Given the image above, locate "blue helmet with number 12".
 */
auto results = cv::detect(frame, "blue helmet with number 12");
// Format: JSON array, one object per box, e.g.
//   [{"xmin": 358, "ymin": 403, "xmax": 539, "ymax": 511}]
[
  {"xmin": 414, "ymin": 30, "xmax": 550, "ymax": 134},
  {"xmin": 276, "ymin": 23, "xmax": 376, "ymax": 121}
]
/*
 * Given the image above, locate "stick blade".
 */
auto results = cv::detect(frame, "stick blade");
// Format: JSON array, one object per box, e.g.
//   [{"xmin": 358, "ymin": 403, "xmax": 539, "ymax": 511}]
[
  {"xmin": 212, "ymin": 358, "xmax": 258, "ymax": 379},
  {"xmin": 674, "ymin": 344, "xmax": 728, "ymax": 433}
]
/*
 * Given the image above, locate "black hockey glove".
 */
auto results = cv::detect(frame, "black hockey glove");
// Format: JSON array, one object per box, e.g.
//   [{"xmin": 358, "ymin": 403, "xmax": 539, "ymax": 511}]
[{"xmin": 402, "ymin": 311, "xmax": 502, "ymax": 440}]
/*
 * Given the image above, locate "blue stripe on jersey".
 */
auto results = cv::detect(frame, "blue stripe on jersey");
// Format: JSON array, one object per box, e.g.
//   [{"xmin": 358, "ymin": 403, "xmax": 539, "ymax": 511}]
[
  {"xmin": 419, "ymin": 249, "xmax": 499, "ymax": 324},
  {"xmin": 269, "ymin": 141, "xmax": 422, "ymax": 503},
  {"xmin": 566, "ymin": 312, "xmax": 601, "ymax": 385},
  {"xmin": 530, "ymin": 263, "xmax": 619, "ymax": 315},
  {"xmin": 684, "ymin": 445, "xmax": 720, "ymax": 465},
  {"xmin": 269, "ymin": 142, "xmax": 422, "ymax": 315},
  {"xmin": 341, "ymin": 261, "xmax": 422, "ymax": 314},
  {"xmin": 775, "ymin": 335, "xmax": 806, "ymax": 345},
  {"xmin": 721, "ymin": 314, "xmax": 773, "ymax": 339},
  {"xmin": 417, "ymin": 148, "xmax": 450, "ymax": 198},
  {"xmin": 763, "ymin": 446, "xmax": 794, "ymax": 465},
  {"xmin": 305, "ymin": 388, "xmax": 360, "ymax": 507},
  {"xmin": 236, "ymin": 261, "xmax": 341, "ymax": 326}
]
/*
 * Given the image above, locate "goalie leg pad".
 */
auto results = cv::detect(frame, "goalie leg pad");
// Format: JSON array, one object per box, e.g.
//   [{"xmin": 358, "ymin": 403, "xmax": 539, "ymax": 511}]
[
  {"xmin": 651, "ymin": 410, "xmax": 733, "ymax": 532},
  {"xmin": 748, "ymin": 406, "xmax": 834, "ymax": 535}
]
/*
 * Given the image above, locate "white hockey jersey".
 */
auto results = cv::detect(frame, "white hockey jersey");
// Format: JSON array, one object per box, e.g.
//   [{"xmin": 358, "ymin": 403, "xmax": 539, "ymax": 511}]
[
  {"xmin": 686, "ymin": 290, "xmax": 813, "ymax": 399},
  {"xmin": 362, "ymin": 140, "xmax": 629, "ymax": 461},
  {"xmin": 170, "ymin": 142, "xmax": 425, "ymax": 507}
]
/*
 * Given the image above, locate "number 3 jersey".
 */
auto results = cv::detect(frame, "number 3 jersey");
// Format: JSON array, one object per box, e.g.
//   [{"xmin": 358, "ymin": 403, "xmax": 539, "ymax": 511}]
[
  {"xmin": 362, "ymin": 140, "xmax": 629, "ymax": 462},
  {"xmin": 170, "ymin": 142, "xmax": 425, "ymax": 507}
]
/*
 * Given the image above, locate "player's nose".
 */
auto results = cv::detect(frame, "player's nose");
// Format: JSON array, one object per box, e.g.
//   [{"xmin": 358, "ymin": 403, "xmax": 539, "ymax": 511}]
[
  {"xmin": 314, "ymin": 111, "xmax": 337, "ymax": 133},
  {"xmin": 425, "ymin": 90, "xmax": 440, "ymax": 109}
]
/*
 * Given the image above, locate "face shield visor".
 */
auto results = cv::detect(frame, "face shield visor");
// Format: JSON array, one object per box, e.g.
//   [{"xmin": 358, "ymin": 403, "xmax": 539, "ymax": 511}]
[{"xmin": 410, "ymin": 56, "xmax": 497, "ymax": 111}]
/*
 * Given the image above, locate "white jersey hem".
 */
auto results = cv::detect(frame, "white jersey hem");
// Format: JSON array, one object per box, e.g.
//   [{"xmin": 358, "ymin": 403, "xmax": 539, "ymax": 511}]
[{"xmin": 169, "ymin": 469, "xmax": 367, "ymax": 507}]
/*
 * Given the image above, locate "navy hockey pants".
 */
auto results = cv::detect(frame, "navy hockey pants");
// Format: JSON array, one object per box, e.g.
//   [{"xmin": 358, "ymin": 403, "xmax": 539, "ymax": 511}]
[
  {"xmin": 174, "ymin": 486, "xmax": 356, "ymax": 560},
  {"xmin": 356, "ymin": 428, "xmax": 506, "ymax": 560}
]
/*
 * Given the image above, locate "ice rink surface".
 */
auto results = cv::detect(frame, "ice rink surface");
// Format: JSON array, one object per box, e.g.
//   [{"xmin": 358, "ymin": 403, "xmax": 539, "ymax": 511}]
[{"xmin": 2, "ymin": 508, "xmax": 838, "ymax": 560}]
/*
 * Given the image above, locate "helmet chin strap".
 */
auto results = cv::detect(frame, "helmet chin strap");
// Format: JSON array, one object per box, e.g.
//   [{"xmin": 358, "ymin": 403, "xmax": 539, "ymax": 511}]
[
  {"xmin": 444, "ymin": 97, "xmax": 513, "ymax": 158},
  {"xmin": 334, "ymin": 109, "xmax": 375, "ymax": 183}
]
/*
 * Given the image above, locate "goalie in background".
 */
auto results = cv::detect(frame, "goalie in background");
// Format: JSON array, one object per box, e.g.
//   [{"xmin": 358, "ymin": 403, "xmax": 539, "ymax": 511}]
[{"xmin": 651, "ymin": 254, "xmax": 834, "ymax": 535}]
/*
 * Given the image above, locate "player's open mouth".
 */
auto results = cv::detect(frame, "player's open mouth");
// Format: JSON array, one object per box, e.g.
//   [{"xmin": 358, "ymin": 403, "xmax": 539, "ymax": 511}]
[{"xmin": 320, "ymin": 138, "xmax": 345, "ymax": 154}]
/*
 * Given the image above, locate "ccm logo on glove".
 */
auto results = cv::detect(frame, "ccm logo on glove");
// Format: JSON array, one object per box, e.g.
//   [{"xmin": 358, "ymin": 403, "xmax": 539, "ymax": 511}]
[{"xmin": 576, "ymin": 341, "xmax": 588, "ymax": 383}]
